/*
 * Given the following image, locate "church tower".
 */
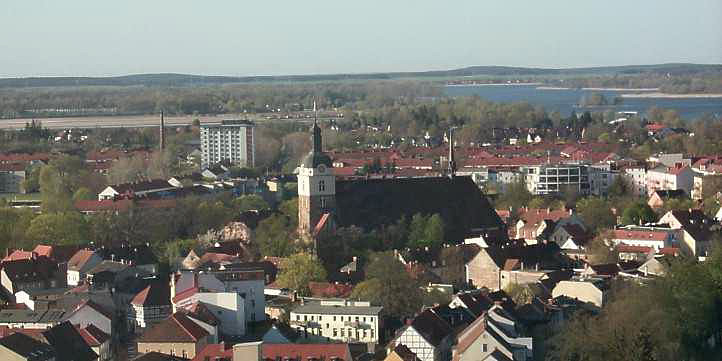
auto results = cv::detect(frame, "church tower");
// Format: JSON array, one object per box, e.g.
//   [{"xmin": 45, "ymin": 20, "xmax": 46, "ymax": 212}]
[{"xmin": 297, "ymin": 102, "xmax": 335, "ymax": 237}]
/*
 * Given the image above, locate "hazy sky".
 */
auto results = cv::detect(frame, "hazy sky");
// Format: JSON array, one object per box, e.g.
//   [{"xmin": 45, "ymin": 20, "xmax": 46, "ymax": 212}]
[{"xmin": 1, "ymin": 0, "xmax": 720, "ymax": 77}]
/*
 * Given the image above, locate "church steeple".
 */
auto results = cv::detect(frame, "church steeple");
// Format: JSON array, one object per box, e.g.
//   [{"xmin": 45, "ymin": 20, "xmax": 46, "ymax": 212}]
[
  {"xmin": 312, "ymin": 101, "xmax": 322, "ymax": 153},
  {"xmin": 448, "ymin": 127, "xmax": 457, "ymax": 178},
  {"xmin": 298, "ymin": 100, "xmax": 336, "ymax": 242}
]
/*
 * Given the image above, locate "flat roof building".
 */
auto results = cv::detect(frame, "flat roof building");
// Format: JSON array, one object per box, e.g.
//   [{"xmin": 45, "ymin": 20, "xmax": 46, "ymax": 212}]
[
  {"xmin": 200, "ymin": 120, "xmax": 255, "ymax": 169},
  {"xmin": 290, "ymin": 299, "xmax": 383, "ymax": 344}
]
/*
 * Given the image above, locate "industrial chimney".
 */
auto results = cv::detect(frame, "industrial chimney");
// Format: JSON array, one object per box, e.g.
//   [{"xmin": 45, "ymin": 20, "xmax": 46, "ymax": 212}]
[{"xmin": 159, "ymin": 110, "xmax": 166, "ymax": 151}]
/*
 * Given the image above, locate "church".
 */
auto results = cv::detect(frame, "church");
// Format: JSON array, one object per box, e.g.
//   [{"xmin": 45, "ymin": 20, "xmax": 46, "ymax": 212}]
[{"xmin": 296, "ymin": 112, "xmax": 506, "ymax": 247}]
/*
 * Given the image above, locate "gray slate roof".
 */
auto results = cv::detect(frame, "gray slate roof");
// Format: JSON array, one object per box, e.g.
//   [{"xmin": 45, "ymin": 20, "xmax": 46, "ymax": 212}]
[{"xmin": 291, "ymin": 302, "xmax": 382, "ymax": 316}]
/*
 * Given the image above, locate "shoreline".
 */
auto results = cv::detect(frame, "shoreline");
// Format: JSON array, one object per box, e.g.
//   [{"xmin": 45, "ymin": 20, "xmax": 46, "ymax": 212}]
[
  {"xmin": 536, "ymin": 86, "xmax": 659, "ymax": 91},
  {"xmin": 620, "ymin": 92, "xmax": 722, "ymax": 99},
  {"xmin": 445, "ymin": 82, "xmax": 542, "ymax": 87}
]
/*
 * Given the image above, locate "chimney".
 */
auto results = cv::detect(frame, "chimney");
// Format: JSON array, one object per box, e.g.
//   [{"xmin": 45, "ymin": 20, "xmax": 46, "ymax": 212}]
[
  {"xmin": 159, "ymin": 110, "xmax": 166, "ymax": 151},
  {"xmin": 232, "ymin": 341, "xmax": 262, "ymax": 361}
]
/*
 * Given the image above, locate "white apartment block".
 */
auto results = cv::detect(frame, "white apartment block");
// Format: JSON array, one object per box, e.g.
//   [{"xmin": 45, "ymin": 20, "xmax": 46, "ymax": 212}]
[
  {"xmin": 290, "ymin": 300, "xmax": 382, "ymax": 344},
  {"xmin": 646, "ymin": 165, "xmax": 695, "ymax": 196},
  {"xmin": 521, "ymin": 164, "xmax": 590, "ymax": 196},
  {"xmin": 200, "ymin": 120, "xmax": 255, "ymax": 169},
  {"xmin": 622, "ymin": 167, "xmax": 648, "ymax": 196}
]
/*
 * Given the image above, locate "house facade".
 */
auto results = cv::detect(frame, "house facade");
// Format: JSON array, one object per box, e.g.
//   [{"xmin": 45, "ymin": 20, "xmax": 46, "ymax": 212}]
[
  {"xmin": 289, "ymin": 300, "xmax": 383, "ymax": 344},
  {"xmin": 66, "ymin": 250, "xmax": 102, "ymax": 286},
  {"xmin": 646, "ymin": 165, "xmax": 695, "ymax": 196},
  {"xmin": 137, "ymin": 312, "xmax": 209, "ymax": 359}
]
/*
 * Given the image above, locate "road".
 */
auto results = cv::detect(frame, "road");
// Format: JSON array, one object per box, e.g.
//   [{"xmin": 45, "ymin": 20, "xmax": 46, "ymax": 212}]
[{"xmin": 0, "ymin": 114, "xmax": 319, "ymax": 130}]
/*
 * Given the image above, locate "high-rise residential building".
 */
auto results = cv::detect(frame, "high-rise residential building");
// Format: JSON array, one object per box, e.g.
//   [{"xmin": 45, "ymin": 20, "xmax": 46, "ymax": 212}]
[{"xmin": 200, "ymin": 120, "xmax": 255, "ymax": 169}]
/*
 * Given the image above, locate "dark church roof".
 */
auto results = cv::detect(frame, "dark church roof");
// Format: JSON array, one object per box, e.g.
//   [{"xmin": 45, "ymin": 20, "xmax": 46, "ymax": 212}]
[
  {"xmin": 334, "ymin": 176, "xmax": 504, "ymax": 241},
  {"xmin": 302, "ymin": 151, "xmax": 332, "ymax": 168}
]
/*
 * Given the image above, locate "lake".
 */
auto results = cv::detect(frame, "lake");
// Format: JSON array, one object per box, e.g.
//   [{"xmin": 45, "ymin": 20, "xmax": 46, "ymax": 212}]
[{"xmin": 444, "ymin": 84, "xmax": 722, "ymax": 120}]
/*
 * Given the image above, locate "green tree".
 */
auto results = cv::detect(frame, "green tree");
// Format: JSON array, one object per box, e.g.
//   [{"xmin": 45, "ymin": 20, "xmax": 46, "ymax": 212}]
[
  {"xmin": 577, "ymin": 197, "xmax": 616, "ymax": 233},
  {"xmin": 0, "ymin": 207, "xmax": 36, "ymax": 249},
  {"xmin": 621, "ymin": 202, "xmax": 657, "ymax": 225},
  {"xmin": 72, "ymin": 187, "xmax": 95, "ymax": 202},
  {"xmin": 256, "ymin": 214, "xmax": 297, "ymax": 257},
  {"xmin": 504, "ymin": 282, "xmax": 535, "ymax": 305},
  {"xmin": 497, "ymin": 179, "xmax": 533, "ymax": 209},
  {"xmin": 276, "ymin": 253, "xmax": 327, "ymax": 296},
  {"xmin": 232, "ymin": 194, "xmax": 270, "ymax": 213},
  {"xmin": 423, "ymin": 214, "xmax": 445, "ymax": 245},
  {"xmin": 407, "ymin": 213, "xmax": 428, "ymax": 247},
  {"xmin": 26, "ymin": 212, "xmax": 90, "ymax": 244},
  {"xmin": 350, "ymin": 251, "xmax": 423, "ymax": 318},
  {"xmin": 39, "ymin": 165, "xmax": 73, "ymax": 213},
  {"xmin": 22, "ymin": 166, "xmax": 41, "ymax": 193}
]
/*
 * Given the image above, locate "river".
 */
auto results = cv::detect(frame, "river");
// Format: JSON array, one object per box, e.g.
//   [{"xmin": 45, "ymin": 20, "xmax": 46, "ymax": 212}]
[{"xmin": 444, "ymin": 84, "xmax": 722, "ymax": 120}]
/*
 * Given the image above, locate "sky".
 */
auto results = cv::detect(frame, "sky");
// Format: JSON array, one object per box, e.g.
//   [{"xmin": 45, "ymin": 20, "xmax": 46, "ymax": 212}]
[{"xmin": 1, "ymin": 0, "xmax": 720, "ymax": 77}]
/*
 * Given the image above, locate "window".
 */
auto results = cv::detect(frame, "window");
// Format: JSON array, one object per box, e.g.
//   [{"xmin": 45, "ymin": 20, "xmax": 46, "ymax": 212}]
[
  {"xmin": 319, "ymin": 180, "xmax": 325, "ymax": 192},
  {"xmin": 320, "ymin": 197, "xmax": 326, "ymax": 208},
  {"xmin": 483, "ymin": 344, "xmax": 488, "ymax": 352}
]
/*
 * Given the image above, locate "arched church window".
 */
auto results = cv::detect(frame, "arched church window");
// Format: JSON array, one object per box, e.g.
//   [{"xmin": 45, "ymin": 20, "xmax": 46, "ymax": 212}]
[{"xmin": 319, "ymin": 180, "xmax": 325, "ymax": 192}]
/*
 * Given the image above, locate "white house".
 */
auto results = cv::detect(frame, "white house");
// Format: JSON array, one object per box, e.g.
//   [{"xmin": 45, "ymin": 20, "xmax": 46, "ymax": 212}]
[
  {"xmin": 97, "ymin": 179, "xmax": 177, "ymax": 200},
  {"xmin": 64, "ymin": 299, "xmax": 114, "ymax": 336},
  {"xmin": 67, "ymin": 249, "xmax": 103, "ymax": 286},
  {"xmin": 391, "ymin": 308, "xmax": 454, "ymax": 361},
  {"xmin": 289, "ymin": 299, "xmax": 383, "ymax": 344},
  {"xmin": 610, "ymin": 226, "xmax": 680, "ymax": 251},
  {"xmin": 552, "ymin": 279, "xmax": 607, "ymax": 308},
  {"xmin": 174, "ymin": 290, "xmax": 246, "ymax": 336}
]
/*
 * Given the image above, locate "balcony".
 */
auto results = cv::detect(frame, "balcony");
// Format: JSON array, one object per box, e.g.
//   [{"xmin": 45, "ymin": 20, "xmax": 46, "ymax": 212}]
[
  {"xmin": 344, "ymin": 321, "xmax": 371, "ymax": 329},
  {"xmin": 290, "ymin": 320, "xmax": 320, "ymax": 328}
]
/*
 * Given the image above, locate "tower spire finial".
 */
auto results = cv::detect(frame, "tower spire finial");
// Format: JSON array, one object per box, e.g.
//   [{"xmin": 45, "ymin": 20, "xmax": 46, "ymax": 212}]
[
  {"xmin": 448, "ymin": 126, "xmax": 457, "ymax": 178},
  {"xmin": 313, "ymin": 100, "xmax": 318, "ymax": 127},
  {"xmin": 311, "ymin": 99, "xmax": 322, "ymax": 153}
]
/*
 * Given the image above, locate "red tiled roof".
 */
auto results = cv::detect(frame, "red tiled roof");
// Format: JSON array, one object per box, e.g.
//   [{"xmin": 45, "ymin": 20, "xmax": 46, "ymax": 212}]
[
  {"xmin": 312, "ymin": 213, "xmax": 331, "ymax": 238},
  {"xmin": 67, "ymin": 249, "xmax": 96, "ymax": 271},
  {"xmin": 199, "ymin": 252, "xmax": 239, "ymax": 266},
  {"xmin": 658, "ymin": 247, "xmax": 680, "ymax": 256},
  {"xmin": 612, "ymin": 230, "xmax": 668, "ymax": 242},
  {"xmin": 646, "ymin": 123, "xmax": 667, "ymax": 132},
  {"xmin": 76, "ymin": 324, "xmax": 109, "ymax": 347},
  {"xmin": 616, "ymin": 245, "xmax": 654, "ymax": 253},
  {"xmin": 308, "ymin": 281, "xmax": 354, "ymax": 298},
  {"xmin": 0, "ymin": 162, "xmax": 27, "ymax": 172},
  {"xmin": 333, "ymin": 167, "xmax": 357, "ymax": 176},
  {"xmin": 262, "ymin": 343, "xmax": 351, "ymax": 361},
  {"xmin": 2, "ymin": 250, "xmax": 36, "ymax": 262},
  {"xmin": 137, "ymin": 312, "xmax": 209, "ymax": 343},
  {"xmin": 32, "ymin": 245, "xmax": 53, "ymax": 257},
  {"xmin": 518, "ymin": 208, "xmax": 571, "ymax": 225},
  {"xmin": 132, "ymin": 281, "xmax": 170, "ymax": 307},
  {"xmin": 191, "ymin": 343, "xmax": 233, "ymax": 361},
  {"xmin": 0, "ymin": 153, "xmax": 49, "ymax": 163},
  {"xmin": 0, "ymin": 326, "xmax": 48, "ymax": 343}
]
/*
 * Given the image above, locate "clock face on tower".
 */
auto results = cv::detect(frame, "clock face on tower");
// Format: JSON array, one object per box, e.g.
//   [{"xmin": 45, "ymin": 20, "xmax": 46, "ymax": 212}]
[{"xmin": 318, "ymin": 164, "xmax": 326, "ymax": 173}]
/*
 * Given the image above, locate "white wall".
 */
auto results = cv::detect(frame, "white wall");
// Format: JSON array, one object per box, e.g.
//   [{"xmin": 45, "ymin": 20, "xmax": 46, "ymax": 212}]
[{"xmin": 187, "ymin": 292, "xmax": 246, "ymax": 336}]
